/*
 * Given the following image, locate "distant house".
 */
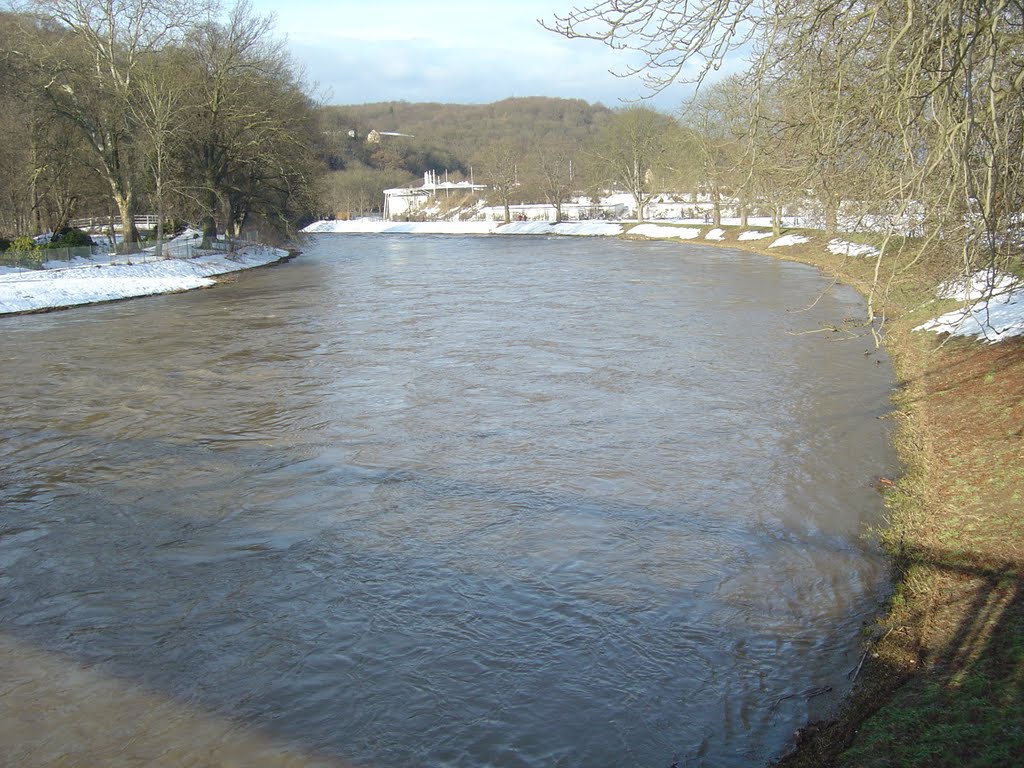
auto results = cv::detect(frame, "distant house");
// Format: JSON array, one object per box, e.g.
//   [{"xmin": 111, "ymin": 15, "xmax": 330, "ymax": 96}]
[{"xmin": 367, "ymin": 129, "xmax": 415, "ymax": 144}]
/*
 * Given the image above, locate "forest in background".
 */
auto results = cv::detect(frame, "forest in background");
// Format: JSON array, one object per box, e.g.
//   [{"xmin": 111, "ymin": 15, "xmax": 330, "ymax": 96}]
[{"xmin": 315, "ymin": 97, "xmax": 618, "ymax": 223}]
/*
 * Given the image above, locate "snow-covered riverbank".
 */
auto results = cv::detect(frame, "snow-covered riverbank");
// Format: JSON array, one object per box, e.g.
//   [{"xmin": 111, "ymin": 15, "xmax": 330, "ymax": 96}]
[
  {"xmin": 301, "ymin": 219, "xmax": 627, "ymax": 236},
  {"xmin": 4, "ymin": 219, "xmax": 1022, "ymax": 342},
  {"xmin": 0, "ymin": 244, "xmax": 289, "ymax": 315}
]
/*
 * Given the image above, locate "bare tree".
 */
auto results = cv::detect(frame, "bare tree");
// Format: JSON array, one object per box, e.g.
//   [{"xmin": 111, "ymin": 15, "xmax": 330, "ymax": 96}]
[
  {"xmin": 682, "ymin": 75, "xmax": 748, "ymax": 227},
  {"xmin": 548, "ymin": 0, "xmax": 1024, "ymax": 339},
  {"xmin": 132, "ymin": 51, "xmax": 190, "ymax": 256},
  {"xmin": 477, "ymin": 141, "xmax": 521, "ymax": 223},
  {"xmin": 588, "ymin": 106, "xmax": 677, "ymax": 222},
  {"xmin": 179, "ymin": 0, "xmax": 317, "ymax": 239},
  {"xmin": 319, "ymin": 167, "xmax": 413, "ymax": 220},
  {"xmin": 533, "ymin": 140, "xmax": 578, "ymax": 223},
  {"xmin": 24, "ymin": 0, "xmax": 203, "ymax": 249}
]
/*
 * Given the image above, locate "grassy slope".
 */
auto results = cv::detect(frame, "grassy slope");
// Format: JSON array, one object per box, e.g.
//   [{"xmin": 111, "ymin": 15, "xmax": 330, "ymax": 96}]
[{"xmin": 632, "ymin": 224, "xmax": 1024, "ymax": 766}]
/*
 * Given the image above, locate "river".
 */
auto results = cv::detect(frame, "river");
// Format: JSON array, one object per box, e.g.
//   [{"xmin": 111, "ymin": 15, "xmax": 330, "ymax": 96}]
[{"xmin": 0, "ymin": 234, "xmax": 896, "ymax": 767}]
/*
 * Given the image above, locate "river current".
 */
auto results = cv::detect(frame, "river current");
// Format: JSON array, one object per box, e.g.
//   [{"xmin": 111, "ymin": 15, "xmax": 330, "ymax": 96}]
[{"xmin": 0, "ymin": 234, "xmax": 896, "ymax": 767}]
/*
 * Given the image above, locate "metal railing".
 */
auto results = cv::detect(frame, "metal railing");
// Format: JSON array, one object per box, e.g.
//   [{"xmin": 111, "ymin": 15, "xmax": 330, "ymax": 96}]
[{"xmin": 67, "ymin": 214, "xmax": 163, "ymax": 232}]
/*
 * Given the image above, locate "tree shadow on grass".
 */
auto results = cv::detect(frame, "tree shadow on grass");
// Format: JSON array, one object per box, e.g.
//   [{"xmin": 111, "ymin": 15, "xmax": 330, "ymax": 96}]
[
  {"xmin": 898, "ymin": 336, "xmax": 1024, "ymax": 404},
  {"xmin": 775, "ymin": 542, "xmax": 1024, "ymax": 767}
]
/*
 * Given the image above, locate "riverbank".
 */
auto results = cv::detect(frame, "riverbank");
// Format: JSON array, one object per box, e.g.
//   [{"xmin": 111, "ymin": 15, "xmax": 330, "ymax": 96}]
[
  {"xmin": 0, "ymin": 239, "xmax": 291, "ymax": 315},
  {"xmin": 718, "ymin": 234, "xmax": 1023, "ymax": 767}
]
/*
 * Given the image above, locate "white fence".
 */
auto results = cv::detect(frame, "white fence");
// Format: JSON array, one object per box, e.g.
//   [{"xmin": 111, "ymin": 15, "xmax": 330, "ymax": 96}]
[{"xmin": 68, "ymin": 215, "xmax": 162, "ymax": 232}]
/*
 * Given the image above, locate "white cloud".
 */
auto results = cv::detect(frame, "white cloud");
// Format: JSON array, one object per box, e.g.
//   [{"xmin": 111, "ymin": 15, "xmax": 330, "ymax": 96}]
[{"xmin": 252, "ymin": 0, "xmax": 695, "ymax": 109}]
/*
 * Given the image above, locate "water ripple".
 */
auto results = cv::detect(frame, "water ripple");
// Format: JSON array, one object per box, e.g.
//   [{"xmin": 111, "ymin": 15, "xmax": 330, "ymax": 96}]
[{"xmin": 0, "ymin": 234, "xmax": 897, "ymax": 767}]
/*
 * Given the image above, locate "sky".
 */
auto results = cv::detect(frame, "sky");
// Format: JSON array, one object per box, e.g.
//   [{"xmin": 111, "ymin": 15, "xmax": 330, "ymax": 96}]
[{"xmin": 248, "ymin": 0, "xmax": 709, "ymax": 112}]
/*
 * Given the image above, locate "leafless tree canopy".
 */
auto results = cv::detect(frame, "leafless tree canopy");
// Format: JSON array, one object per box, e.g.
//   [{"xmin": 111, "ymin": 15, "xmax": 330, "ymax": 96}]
[
  {"xmin": 549, "ymin": 1, "xmax": 1024, "ymax": 335},
  {"xmin": 1, "ymin": 0, "xmax": 319, "ymax": 246}
]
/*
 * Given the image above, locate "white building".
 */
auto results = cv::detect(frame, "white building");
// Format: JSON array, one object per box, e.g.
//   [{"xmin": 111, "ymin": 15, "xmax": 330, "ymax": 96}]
[{"xmin": 383, "ymin": 171, "xmax": 487, "ymax": 220}]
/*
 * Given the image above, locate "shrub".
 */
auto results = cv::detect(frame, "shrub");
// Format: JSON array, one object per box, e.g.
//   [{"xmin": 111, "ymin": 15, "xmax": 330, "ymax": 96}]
[
  {"xmin": 9, "ymin": 235, "xmax": 42, "ymax": 265},
  {"xmin": 0, "ymin": 237, "xmax": 10, "ymax": 252},
  {"xmin": 10, "ymin": 235, "xmax": 37, "ymax": 252},
  {"xmin": 49, "ymin": 227, "xmax": 94, "ymax": 248}
]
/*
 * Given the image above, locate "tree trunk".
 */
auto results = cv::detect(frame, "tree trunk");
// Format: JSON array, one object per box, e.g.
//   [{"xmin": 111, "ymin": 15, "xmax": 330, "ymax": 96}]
[
  {"xmin": 712, "ymin": 186, "xmax": 722, "ymax": 227},
  {"xmin": 633, "ymin": 189, "xmax": 645, "ymax": 222},
  {"xmin": 155, "ymin": 174, "xmax": 165, "ymax": 259},
  {"xmin": 203, "ymin": 179, "xmax": 219, "ymax": 238},
  {"xmin": 739, "ymin": 204, "xmax": 749, "ymax": 228},
  {"xmin": 112, "ymin": 189, "xmax": 139, "ymax": 253},
  {"xmin": 772, "ymin": 206, "xmax": 782, "ymax": 237},
  {"xmin": 503, "ymin": 200, "xmax": 511, "ymax": 224},
  {"xmin": 824, "ymin": 195, "xmax": 839, "ymax": 236},
  {"xmin": 29, "ymin": 137, "xmax": 43, "ymax": 235}
]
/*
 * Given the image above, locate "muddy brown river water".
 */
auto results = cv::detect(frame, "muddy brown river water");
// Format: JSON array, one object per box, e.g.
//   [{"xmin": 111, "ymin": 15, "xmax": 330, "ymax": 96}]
[{"xmin": 0, "ymin": 234, "xmax": 897, "ymax": 767}]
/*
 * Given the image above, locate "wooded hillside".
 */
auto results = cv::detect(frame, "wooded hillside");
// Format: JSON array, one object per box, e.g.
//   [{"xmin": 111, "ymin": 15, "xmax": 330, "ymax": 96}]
[
  {"xmin": 314, "ymin": 97, "xmax": 628, "ymax": 221},
  {"xmin": 321, "ymin": 97, "xmax": 614, "ymax": 165}
]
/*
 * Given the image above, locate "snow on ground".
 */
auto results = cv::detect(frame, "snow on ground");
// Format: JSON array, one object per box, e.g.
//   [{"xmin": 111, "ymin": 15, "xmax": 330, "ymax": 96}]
[
  {"xmin": 495, "ymin": 221, "xmax": 624, "ymax": 236},
  {"xmin": 304, "ymin": 219, "xmax": 498, "ymax": 235},
  {"xmin": 937, "ymin": 271, "xmax": 1018, "ymax": 301},
  {"xmin": 913, "ymin": 270, "xmax": 1024, "ymax": 342},
  {"xmin": 302, "ymin": 216, "xmax": 809, "ymax": 236},
  {"xmin": 705, "ymin": 228, "xmax": 726, "ymax": 241},
  {"xmin": 302, "ymin": 219, "xmax": 625, "ymax": 236},
  {"xmin": 626, "ymin": 224, "xmax": 701, "ymax": 240},
  {"xmin": 827, "ymin": 239, "xmax": 880, "ymax": 258},
  {"xmin": 769, "ymin": 234, "xmax": 811, "ymax": 248},
  {"xmin": 915, "ymin": 288, "xmax": 1024, "ymax": 342},
  {"xmin": 0, "ymin": 244, "xmax": 288, "ymax": 315}
]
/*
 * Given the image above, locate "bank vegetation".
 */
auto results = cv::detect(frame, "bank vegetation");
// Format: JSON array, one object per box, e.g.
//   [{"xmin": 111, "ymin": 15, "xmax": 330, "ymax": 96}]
[{"xmin": 0, "ymin": 0, "xmax": 320, "ymax": 252}]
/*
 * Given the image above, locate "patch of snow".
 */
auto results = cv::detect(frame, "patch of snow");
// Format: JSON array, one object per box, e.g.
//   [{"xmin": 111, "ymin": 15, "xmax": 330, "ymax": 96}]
[
  {"xmin": 496, "ymin": 221, "xmax": 623, "ymax": 236},
  {"xmin": 738, "ymin": 231, "xmax": 773, "ymax": 241},
  {"xmin": 769, "ymin": 234, "xmax": 811, "ymax": 248},
  {"xmin": 627, "ymin": 224, "xmax": 701, "ymax": 240},
  {"xmin": 914, "ymin": 288, "xmax": 1024, "ymax": 342},
  {"xmin": 827, "ymin": 239, "xmax": 880, "ymax": 258},
  {"xmin": 302, "ymin": 219, "xmax": 625, "ymax": 237},
  {"xmin": 0, "ymin": 245, "xmax": 288, "ymax": 315},
  {"xmin": 937, "ymin": 271, "xmax": 1018, "ymax": 301},
  {"xmin": 705, "ymin": 228, "xmax": 726, "ymax": 241},
  {"xmin": 303, "ymin": 219, "xmax": 496, "ymax": 234},
  {"xmin": 601, "ymin": 192, "xmax": 635, "ymax": 208}
]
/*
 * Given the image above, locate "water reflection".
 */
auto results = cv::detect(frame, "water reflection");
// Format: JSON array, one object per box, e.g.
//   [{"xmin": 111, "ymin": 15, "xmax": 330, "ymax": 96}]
[{"xmin": 0, "ymin": 234, "xmax": 896, "ymax": 766}]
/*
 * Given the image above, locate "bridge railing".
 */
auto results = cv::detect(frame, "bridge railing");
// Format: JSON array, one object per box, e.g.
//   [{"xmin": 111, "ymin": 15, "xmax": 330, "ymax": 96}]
[{"xmin": 67, "ymin": 215, "xmax": 163, "ymax": 232}]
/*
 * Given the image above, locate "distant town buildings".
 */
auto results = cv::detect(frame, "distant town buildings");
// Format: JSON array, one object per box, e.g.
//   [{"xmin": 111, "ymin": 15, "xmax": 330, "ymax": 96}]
[{"xmin": 383, "ymin": 171, "xmax": 487, "ymax": 220}]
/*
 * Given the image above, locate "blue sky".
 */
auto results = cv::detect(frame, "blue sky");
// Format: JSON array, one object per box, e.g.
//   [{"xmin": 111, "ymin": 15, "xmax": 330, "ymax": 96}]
[{"xmin": 249, "ymin": 0, "xmax": 699, "ymax": 111}]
